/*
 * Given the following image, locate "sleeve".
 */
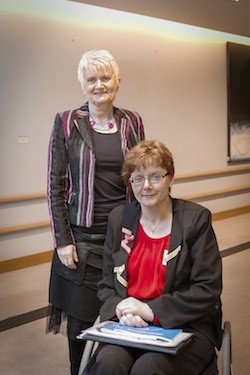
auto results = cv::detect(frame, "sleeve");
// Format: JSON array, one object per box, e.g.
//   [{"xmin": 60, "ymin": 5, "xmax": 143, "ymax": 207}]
[
  {"xmin": 130, "ymin": 110, "xmax": 145, "ymax": 145},
  {"xmin": 47, "ymin": 113, "xmax": 75, "ymax": 248},
  {"xmin": 134, "ymin": 111, "xmax": 145, "ymax": 143},
  {"xmin": 119, "ymin": 109, "xmax": 145, "ymax": 152},
  {"xmin": 148, "ymin": 208, "xmax": 222, "ymax": 329}
]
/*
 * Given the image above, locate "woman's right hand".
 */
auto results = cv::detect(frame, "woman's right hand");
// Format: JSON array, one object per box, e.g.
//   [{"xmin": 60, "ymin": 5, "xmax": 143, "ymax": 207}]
[
  {"xmin": 57, "ymin": 244, "xmax": 78, "ymax": 269},
  {"xmin": 119, "ymin": 313, "xmax": 149, "ymax": 328}
]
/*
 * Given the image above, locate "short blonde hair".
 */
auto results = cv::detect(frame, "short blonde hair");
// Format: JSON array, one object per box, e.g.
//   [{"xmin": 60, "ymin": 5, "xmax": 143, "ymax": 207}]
[
  {"xmin": 122, "ymin": 140, "xmax": 175, "ymax": 186},
  {"xmin": 77, "ymin": 49, "xmax": 120, "ymax": 89}
]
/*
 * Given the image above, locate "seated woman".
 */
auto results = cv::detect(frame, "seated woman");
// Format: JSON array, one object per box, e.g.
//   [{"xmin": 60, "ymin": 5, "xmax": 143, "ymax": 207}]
[{"xmin": 87, "ymin": 140, "xmax": 223, "ymax": 375}]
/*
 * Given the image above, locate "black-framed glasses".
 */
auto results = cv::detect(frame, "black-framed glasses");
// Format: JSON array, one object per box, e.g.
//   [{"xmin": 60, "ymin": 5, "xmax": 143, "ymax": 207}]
[{"xmin": 129, "ymin": 172, "xmax": 169, "ymax": 186}]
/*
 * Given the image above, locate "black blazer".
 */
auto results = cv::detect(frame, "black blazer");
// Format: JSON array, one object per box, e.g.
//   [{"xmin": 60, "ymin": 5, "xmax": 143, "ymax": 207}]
[{"xmin": 98, "ymin": 198, "xmax": 223, "ymax": 349}]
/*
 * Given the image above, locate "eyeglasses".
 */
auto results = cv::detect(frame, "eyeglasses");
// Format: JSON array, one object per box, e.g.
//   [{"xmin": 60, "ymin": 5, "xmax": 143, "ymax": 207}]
[{"xmin": 129, "ymin": 172, "xmax": 169, "ymax": 186}]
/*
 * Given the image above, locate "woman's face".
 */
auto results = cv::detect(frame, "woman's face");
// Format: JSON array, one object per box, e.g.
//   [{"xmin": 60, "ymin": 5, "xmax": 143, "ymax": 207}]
[
  {"xmin": 130, "ymin": 166, "xmax": 173, "ymax": 210},
  {"xmin": 82, "ymin": 67, "xmax": 119, "ymax": 106}
]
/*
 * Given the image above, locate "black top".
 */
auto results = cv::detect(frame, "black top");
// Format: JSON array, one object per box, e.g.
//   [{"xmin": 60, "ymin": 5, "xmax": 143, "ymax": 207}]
[{"xmin": 93, "ymin": 130, "xmax": 126, "ymax": 220}]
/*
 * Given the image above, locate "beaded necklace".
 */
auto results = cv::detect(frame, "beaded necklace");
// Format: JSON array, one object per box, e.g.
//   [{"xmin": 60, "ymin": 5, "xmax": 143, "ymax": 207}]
[{"xmin": 89, "ymin": 116, "xmax": 115, "ymax": 131}]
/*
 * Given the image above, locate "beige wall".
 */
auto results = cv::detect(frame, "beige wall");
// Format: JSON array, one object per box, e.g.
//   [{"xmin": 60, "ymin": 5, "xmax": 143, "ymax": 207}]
[{"xmin": 0, "ymin": 0, "xmax": 249, "ymax": 261}]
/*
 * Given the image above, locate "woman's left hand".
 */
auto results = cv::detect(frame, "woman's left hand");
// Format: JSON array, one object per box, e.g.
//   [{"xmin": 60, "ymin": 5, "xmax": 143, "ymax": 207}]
[{"xmin": 116, "ymin": 297, "xmax": 154, "ymax": 323}]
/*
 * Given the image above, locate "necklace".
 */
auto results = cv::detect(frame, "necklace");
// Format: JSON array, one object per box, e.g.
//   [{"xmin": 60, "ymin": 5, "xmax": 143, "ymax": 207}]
[
  {"xmin": 89, "ymin": 116, "xmax": 115, "ymax": 131},
  {"xmin": 151, "ymin": 221, "xmax": 161, "ymax": 234},
  {"xmin": 141, "ymin": 218, "xmax": 162, "ymax": 235}
]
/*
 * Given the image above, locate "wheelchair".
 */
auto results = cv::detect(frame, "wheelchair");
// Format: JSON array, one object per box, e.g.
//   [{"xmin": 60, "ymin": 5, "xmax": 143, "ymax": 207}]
[{"xmin": 78, "ymin": 319, "xmax": 232, "ymax": 375}]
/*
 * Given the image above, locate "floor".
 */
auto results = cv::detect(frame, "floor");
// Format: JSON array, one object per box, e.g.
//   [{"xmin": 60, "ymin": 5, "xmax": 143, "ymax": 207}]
[{"xmin": 0, "ymin": 213, "xmax": 250, "ymax": 375}]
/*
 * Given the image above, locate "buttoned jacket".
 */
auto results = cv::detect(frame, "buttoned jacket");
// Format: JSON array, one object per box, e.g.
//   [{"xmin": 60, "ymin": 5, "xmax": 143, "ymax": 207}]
[
  {"xmin": 98, "ymin": 198, "xmax": 223, "ymax": 348},
  {"xmin": 47, "ymin": 102, "xmax": 145, "ymax": 248}
]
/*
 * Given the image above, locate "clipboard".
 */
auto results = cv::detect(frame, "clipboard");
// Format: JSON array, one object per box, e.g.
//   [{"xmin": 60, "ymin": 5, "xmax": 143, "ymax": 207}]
[{"xmin": 77, "ymin": 321, "xmax": 193, "ymax": 355}]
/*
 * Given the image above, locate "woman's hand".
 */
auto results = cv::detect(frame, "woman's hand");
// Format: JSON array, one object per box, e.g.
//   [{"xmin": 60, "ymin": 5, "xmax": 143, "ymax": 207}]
[
  {"xmin": 116, "ymin": 297, "xmax": 154, "ymax": 323},
  {"xmin": 119, "ymin": 313, "xmax": 149, "ymax": 327},
  {"xmin": 57, "ymin": 244, "xmax": 78, "ymax": 269}
]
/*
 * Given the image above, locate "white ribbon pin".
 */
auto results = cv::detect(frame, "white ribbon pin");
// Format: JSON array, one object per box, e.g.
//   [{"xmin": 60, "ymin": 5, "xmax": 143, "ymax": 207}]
[
  {"xmin": 114, "ymin": 264, "xmax": 127, "ymax": 287},
  {"xmin": 162, "ymin": 245, "xmax": 181, "ymax": 266}
]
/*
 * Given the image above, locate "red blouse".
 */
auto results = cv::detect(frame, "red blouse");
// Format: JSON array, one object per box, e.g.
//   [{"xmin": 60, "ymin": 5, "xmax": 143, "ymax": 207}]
[{"xmin": 127, "ymin": 222, "xmax": 170, "ymax": 300}]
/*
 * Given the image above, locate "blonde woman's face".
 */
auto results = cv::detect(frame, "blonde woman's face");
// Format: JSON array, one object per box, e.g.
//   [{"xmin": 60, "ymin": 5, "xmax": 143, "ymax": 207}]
[{"xmin": 82, "ymin": 67, "xmax": 119, "ymax": 106}]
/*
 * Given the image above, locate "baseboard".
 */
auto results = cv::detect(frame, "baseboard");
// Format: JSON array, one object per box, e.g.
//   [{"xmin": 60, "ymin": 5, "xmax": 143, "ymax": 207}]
[
  {"xmin": 0, "ymin": 250, "xmax": 53, "ymax": 274},
  {"xmin": 1, "ymin": 205, "xmax": 249, "ymax": 274},
  {"xmin": 212, "ymin": 206, "xmax": 250, "ymax": 221}
]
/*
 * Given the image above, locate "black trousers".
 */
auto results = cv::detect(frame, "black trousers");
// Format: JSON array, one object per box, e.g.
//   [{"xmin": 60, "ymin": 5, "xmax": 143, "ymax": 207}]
[
  {"xmin": 88, "ymin": 332, "xmax": 216, "ymax": 375},
  {"xmin": 67, "ymin": 315, "xmax": 97, "ymax": 375},
  {"xmin": 68, "ymin": 338, "xmax": 86, "ymax": 375}
]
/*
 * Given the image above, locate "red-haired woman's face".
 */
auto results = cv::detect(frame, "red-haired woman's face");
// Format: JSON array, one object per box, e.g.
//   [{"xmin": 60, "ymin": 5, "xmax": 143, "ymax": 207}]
[{"xmin": 130, "ymin": 166, "xmax": 173, "ymax": 209}]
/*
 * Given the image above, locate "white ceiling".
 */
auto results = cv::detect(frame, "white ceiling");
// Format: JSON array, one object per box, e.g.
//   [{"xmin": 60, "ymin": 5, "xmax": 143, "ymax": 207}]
[{"xmin": 68, "ymin": 0, "xmax": 250, "ymax": 38}]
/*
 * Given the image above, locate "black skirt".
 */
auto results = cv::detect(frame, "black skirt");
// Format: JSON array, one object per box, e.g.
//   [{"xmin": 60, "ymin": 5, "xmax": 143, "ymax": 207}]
[{"xmin": 47, "ymin": 235, "xmax": 104, "ymax": 336}]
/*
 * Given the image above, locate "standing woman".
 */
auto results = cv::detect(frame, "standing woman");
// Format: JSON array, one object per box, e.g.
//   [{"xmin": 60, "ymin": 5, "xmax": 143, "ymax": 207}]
[{"xmin": 47, "ymin": 49, "xmax": 145, "ymax": 375}]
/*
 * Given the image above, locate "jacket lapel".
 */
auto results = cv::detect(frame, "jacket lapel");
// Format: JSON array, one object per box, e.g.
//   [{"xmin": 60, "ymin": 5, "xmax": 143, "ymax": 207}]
[
  {"xmin": 164, "ymin": 199, "xmax": 184, "ymax": 292},
  {"xmin": 123, "ymin": 201, "xmax": 141, "ymax": 246},
  {"xmin": 114, "ymin": 202, "xmax": 140, "ymax": 295},
  {"xmin": 74, "ymin": 105, "xmax": 93, "ymax": 150}
]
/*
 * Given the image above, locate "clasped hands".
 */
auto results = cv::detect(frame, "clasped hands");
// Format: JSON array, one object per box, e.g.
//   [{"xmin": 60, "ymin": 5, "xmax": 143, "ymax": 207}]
[
  {"xmin": 57, "ymin": 244, "xmax": 78, "ymax": 269},
  {"xmin": 116, "ymin": 297, "xmax": 154, "ymax": 327}
]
